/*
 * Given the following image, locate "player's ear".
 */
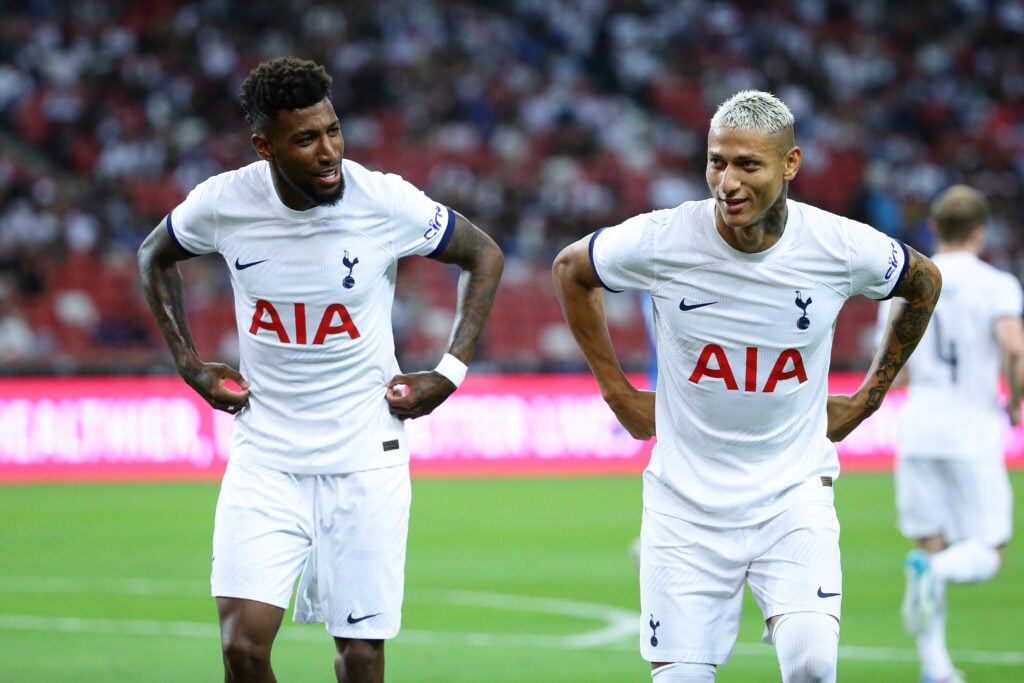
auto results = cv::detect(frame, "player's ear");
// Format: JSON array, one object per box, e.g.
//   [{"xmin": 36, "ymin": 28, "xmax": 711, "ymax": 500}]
[
  {"xmin": 252, "ymin": 133, "xmax": 273, "ymax": 162},
  {"xmin": 783, "ymin": 145, "xmax": 802, "ymax": 181}
]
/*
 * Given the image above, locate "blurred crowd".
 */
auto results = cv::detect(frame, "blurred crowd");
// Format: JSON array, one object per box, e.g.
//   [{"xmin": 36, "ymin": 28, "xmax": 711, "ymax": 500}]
[{"xmin": 1, "ymin": 0, "xmax": 1023, "ymax": 373}]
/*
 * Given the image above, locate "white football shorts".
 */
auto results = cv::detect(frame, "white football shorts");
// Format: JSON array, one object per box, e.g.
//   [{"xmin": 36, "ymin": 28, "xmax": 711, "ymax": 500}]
[
  {"xmin": 639, "ymin": 498, "xmax": 842, "ymax": 664},
  {"xmin": 211, "ymin": 459, "xmax": 411, "ymax": 639},
  {"xmin": 896, "ymin": 457, "xmax": 1013, "ymax": 546}
]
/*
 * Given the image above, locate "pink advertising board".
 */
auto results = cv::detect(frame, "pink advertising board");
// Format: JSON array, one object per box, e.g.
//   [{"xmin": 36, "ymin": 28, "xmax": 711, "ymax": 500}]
[{"xmin": 0, "ymin": 374, "xmax": 1020, "ymax": 483}]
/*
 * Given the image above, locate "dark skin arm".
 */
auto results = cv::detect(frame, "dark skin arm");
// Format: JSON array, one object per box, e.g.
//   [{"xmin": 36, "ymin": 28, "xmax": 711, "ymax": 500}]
[
  {"xmin": 826, "ymin": 246, "xmax": 942, "ymax": 441},
  {"xmin": 551, "ymin": 235, "xmax": 655, "ymax": 440},
  {"xmin": 385, "ymin": 211, "xmax": 504, "ymax": 420},
  {"xmin": 138, "ymin": 218, "xmax": 251, "ymax": 414}
]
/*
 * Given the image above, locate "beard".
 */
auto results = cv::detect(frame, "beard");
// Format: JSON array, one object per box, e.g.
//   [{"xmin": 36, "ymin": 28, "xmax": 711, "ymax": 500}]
[
  {"xmin": 307, "ymin": 173, "xmax": 346, "ymax": 207},
  {"xmin": 274, "ymin": 160, "xmax": 347, "ymax": 209}
]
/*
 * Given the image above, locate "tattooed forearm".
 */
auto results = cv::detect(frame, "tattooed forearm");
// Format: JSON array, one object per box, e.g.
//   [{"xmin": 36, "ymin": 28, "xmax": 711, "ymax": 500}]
[
  {"xmin": 872, "ymin": 348, "xmax": 902, "ymax": 384},
  {"xmin": 436, "ymin": 214, "xmax": 504, "ymax": 363},
  {"xmin": 863, "ymin": 247, "xmax": 942, "ymax": 408},
  {"xmin": 145, "ymin": 265, "xmax": 198, "ymax": 365},
  {"xmin": 867, "ymin": 348, "xmax": 907, "ymax": 410},
  {"xmin": 865, "ymin": 385, "xmax": 887, "ymax": 411},
  {"xmin": 138, "ymin": 226, "xmax": 199, "ymax": 371},
  {"xmin": 449, "ymin": 254, "xmax": 502, "ymax": 359},
  {"xmin": 829, "ymin": 246, "xmax": 941, "ymax": 441}
]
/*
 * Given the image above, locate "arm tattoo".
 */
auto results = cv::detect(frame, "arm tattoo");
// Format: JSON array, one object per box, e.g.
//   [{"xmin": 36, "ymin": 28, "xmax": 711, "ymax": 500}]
[
  {"xmin": 891, "ymin": 261, "xmax": 940, "ymax": 345},
  {"xmin": 866, "ymin": 349, "xmax": 902, "ymax": 410},
  {"xmin": 866, "ymin": 248, "xmax": 940, "ymax": 408},
  {"xmin": 143, "ymin": 262, "xmax": 199, "ymax": 369},
  {"xmin": 435, "ymin": 219, "xmax": 504, "ymax": 362}
]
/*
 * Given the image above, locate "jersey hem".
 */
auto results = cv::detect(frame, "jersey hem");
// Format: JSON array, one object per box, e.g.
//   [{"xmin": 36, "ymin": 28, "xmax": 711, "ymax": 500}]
[
  {"xmin": 642, "ymin": 473, "xmax": 837, "ymax": 528},
  {"xmin": 226, "ymin": 452, "xmax": 410, "ymax": 476}
]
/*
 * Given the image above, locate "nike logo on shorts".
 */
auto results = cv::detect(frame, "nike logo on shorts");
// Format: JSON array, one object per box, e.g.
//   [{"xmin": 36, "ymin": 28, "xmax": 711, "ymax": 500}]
[
  {"xmin": 817, "ymin": 587, "xmax": 841, "ymax": 598},
  {"xmin": 347, "ymin": 612, "xmax": 381, "ymax": 624}
]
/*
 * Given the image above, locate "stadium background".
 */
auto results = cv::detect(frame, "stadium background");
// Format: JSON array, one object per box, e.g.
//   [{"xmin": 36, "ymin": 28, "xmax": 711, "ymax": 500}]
[
  {"xmin": 1, "ymin": 1, "xmax": 1023, "ymax": 681},
  {"xmin": 2, "ymin": 0, "xmax": 1023, "ymax": 376}
]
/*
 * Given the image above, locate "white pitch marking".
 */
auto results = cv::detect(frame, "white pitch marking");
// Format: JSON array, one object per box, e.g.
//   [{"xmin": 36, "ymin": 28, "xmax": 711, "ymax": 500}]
[
  {"xmin": 0, "ymin": 583, "xmax": 635, "ymax": 650},
  {"xmin": 2, "ymin": 612, "xmax": 1023, "ymax": 666},
  {"xmin": 0, "ymin": 575, "xmax": 207, "ymax": 596},
  {"xmin": 404, "ymin": 589, "xmax": 637, "ymax": 649},
  {"xmin": 0, "ymin": 613, "xmax": 218, "ymax": 639},
  {"xmin": 1, "ymin": 579, "xmax": 1022, "ymax": 667}
]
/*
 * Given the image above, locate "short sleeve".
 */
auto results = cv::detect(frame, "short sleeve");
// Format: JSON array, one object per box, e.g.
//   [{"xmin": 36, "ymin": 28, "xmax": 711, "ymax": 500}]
[
  {"xmin": 846, "ymin": 219, "xmax": 908, "ymax": 300},
  {"xmin": 382, "ymin": 173, "xmax": 455, "ymax": 259},
  {"xmin": 167, "ymin": 178, "xmax": 219, "ymax": 256},
  {"xmin": 589, "ymin": 213, "xmax": 657, "ymax": 293}
]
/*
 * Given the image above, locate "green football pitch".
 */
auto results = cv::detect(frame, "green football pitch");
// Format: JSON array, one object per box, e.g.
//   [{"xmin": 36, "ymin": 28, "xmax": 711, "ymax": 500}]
[{"xmin": 1, "ymin": 473, "xmax": 1021, "ymax": 682}]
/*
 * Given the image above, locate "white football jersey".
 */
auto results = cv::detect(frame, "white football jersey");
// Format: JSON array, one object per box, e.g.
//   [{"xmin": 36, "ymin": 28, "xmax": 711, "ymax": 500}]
[
  {"xmin": 168, "ymin": 159, "xmax": 455, "ymax": 474},
  {"xmin": 894, "ymin": 251, "xmax": 1023, "ymax": 460},
  {"xmin": 591, "ymin": 198, "xmax": 907, "ymax": 526}
]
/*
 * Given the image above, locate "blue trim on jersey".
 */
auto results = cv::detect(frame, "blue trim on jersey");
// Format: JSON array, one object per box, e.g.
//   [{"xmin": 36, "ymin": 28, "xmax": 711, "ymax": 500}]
[
  {"xmin": 165, "ymin": 211, "xmax": 199, "ymax": 257},
  {"xmin": 589, "ymin": 228, "xmax": 624, "ymax": 293},
  {"xmin": 880, "ymin": 240, "xmax": 910, "ymax": 301},
  {"xmin": 426, "ymin": 206, "xmax": 456, "ymax": 258}
]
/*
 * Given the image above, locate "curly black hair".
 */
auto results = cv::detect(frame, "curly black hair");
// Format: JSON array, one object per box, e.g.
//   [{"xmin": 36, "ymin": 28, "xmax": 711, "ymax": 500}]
[{"xmin": 240, "ymin": 57, "xmax": 333, "ymax": 133}]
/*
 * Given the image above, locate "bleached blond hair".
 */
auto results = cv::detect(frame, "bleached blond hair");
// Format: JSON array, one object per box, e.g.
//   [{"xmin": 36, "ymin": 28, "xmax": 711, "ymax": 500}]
[{"xmin": 710, "ymin": 90, "xmax": 794, "ymax": 135}]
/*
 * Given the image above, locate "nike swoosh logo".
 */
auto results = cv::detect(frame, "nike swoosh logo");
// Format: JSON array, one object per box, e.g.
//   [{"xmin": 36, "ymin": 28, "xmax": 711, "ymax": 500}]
[
  {"xmin": 346, "ymin": 612, "xmax": 381, "ymax": 624},
  {"xmin": 234, "ymin": 258, "xmax": 268, "ymax": 271},
  {"xmin": 679, "ymin": 299, "xmax": 719, "ymax": 311},
  {"xmin": 817, "ymin": 587, "xmax": 841, "ymax": 598}
]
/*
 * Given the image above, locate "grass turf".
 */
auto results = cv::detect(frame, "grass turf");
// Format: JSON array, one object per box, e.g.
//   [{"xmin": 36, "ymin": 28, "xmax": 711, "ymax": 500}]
[{"xmin": 0, "ymin": 473, "xmax": 1021, "ymax": 682}]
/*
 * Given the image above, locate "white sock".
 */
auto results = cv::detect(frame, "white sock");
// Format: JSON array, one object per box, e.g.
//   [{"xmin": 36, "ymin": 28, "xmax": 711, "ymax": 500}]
[
  {"xmin": 771, "ymin": 613, "xmax": 839, "ymax": 683},
  {"xmin": 651, "ymin": 662, "xmax": 716, "ymax": 681},
  {"xmin": 931, "ymin": 540, "xmax": 1001, "ymax": 583},
  {"xmin": 916, "ymin": 600, "xmax": 953, "ymax": 679}
]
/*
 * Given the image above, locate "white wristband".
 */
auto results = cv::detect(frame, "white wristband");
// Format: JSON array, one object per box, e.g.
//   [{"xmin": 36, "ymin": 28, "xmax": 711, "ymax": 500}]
[{"xmin": 434, "ymin": 353, "xmax": 468, "ymax": 388}]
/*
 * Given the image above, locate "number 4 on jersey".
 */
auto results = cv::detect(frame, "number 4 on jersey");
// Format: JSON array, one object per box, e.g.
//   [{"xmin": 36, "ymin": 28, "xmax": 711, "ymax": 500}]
[{"xmin": 930, "ymin": 312, "xmax": 959, "ymax": 383}]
